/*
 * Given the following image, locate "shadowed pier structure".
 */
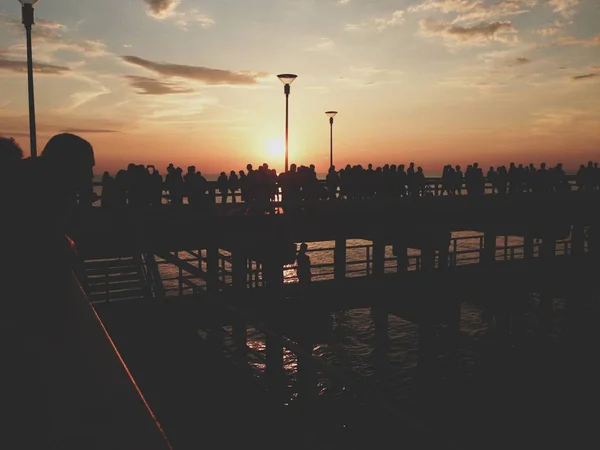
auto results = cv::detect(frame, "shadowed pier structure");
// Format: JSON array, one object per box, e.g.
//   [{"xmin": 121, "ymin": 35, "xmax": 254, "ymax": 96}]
[{"xmin": 67, "ymin": 190, "xmax": 599, "ymax": 449}]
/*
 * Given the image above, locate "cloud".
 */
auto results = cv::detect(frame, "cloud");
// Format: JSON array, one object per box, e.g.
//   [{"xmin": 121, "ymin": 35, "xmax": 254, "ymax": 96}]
[
  {"xmin": 60, "ymin": 128, "xmax": 120, "ymax": 133},
  {"xmin": 173, "ymin": 11, "xmax": 215, "ymax": 30},
  {"xmin": 535, "ymin": 26, "xmax": 560, "ymax": 36},
  {"xmin": 419, "ymin": 19, "xmax": 517, "ymax": 45},
  {"xmin": 408, "ymin": 0, "xmax": 538, "ymax": 23},
  {"xmin": 570, "ymin": 73, "xmax": 599, "ymax": 81},
  {"xmin": 305, "ymin": 38, "xmax": 335, "ymax": 52},
  {"xmin": 61, "ymin": 76, "xmax": 111, "ymax": 111},
  {"xmin": 143, "ymin": 0, "xmax": 180, "ymax": 18},
  {"xmin": 346, "ymin": 10, "xmax": 405, "ymax": 32},
  {"xmin": 4, "ymin": 16, "xmax": 108, "ymax": 57},
  {"xmin": 124, "ymin": 75, "xmax": 194, "ymax": 95},
  {"xmin": 408, "ymin": 0, "xmax": 476, "ymax": 14},
  {"xmin": 0, "ymin": 57, "xmax": 70, "ymax": 75},
  {"xmin": 142, "ymin": 0, "xmax": 214, "ymax": 29},
  {"xmin": 507, "ymin": 57, "xmax": 531, "ymax": 66},
  {"xmin": 555, "ymin": 35, "xmax": 600, "ymax": 46},
  {"xmin": 549, "ymin": 0, "xmax": 579, "ymax": 19},
  {"xmin": 121, "ymin": 55, "xmax": 265, "ymax": 85}
]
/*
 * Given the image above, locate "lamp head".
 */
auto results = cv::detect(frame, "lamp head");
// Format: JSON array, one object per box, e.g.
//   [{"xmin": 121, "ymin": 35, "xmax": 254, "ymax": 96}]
[
  {"xmin": 277, "ymin": 73, "xmax": 298, "ymax": 85},
  {"xmin": 19, "ymin": 0, "xmax": 40, "ymax": 5},
  {"xmin": 325, "ymin": 111, "xmax": 338, "ymax": 118}
]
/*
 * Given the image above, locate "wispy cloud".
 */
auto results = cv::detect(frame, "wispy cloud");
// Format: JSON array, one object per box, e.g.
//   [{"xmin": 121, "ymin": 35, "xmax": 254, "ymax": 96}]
[
  {"xmin": 60, "ymin": 128, "xmax": 120, "ymax": 133},
  {"xmin": 408, "ymin": 0, "xmax": 538, "ymax": 23},
  {"xmin": 506, "ymin": 57, "xmax": 531, "ymax": 67},
  {"xmin": 174, "ymin": 11, "xmax": 215, "ymax": 30},
  {"xmin": 121, "ymin": 55, "xmax": 266, "ymax": 85},
  {"xmin": 3, "ymin": 16, "xmax": 108, "ymax": 58},
  {"xmin": 555, "ymin": 35, "xmax": 600, "ymax": 46},
  {"xmin": 124, "ymin": 75, "xmax": 194, "ymax": 95},
  {"xmin": 0, "ymin": 56, "xmax": 70, "ymax": 75},
  {"xmin": 305, "ymin": 38, "xmax": 335, "ymax": 52},
  {"xmin": 346, "ymin": 10, "xmax": 405, "ymax": 32},
  {"xmin": 549, "ymin": 0, "xmax": 580, "ymax": 20},
  {"xmin": 419, "ymin": 19, "xmax": 518, "ymax": 45},
  {"xmin": 570, "ymin": 73, "xmax": 599, "ymax": 81}
]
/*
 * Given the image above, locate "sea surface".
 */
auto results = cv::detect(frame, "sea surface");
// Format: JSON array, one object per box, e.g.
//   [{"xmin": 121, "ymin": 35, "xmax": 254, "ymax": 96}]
[{"xmin": 156, "ymin": 233, "xmax": 572, "ymax": 405}]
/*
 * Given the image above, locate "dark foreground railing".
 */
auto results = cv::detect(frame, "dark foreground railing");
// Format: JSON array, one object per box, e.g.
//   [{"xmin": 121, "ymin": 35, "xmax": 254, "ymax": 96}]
[{"xmin": 43, "ymin": 271, "xmax": 173, "ymax": 449}]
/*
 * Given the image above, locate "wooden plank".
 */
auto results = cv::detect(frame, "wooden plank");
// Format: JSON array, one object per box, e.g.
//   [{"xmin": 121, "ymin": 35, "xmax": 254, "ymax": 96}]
[
  {"xmin": 87, "ymin": 273, "xmax": 143, "ymax": 285},
  {"xmin": 86, "ymin": 265, "xmax": 140, "ymax": 276},
  {"xmin": 85, "ymin": 258, "xmax": 137, "ymax": 270},
  {"xmin": 87, "ymin": 281, "xmax": 143, "ymax": 293},
  {"xmin": 89, "ymin": 289, "xmax": 146, "ymax": 301}
]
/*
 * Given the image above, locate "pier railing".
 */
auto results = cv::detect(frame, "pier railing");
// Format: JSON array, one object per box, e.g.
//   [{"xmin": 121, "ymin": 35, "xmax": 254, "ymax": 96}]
[
  {"xmin": 144, "ymin": 232, "xmax": 584, "ymax": 298},
  {"xmin": 91, "ymin": 175, "xmax": 580, "ymax": 206}
]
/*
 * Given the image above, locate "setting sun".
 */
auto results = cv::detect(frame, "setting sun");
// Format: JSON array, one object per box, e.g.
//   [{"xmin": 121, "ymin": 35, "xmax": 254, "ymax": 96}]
[{"xmin": 267, "ymin": 138, "xmax": 285, "ymax": 158}]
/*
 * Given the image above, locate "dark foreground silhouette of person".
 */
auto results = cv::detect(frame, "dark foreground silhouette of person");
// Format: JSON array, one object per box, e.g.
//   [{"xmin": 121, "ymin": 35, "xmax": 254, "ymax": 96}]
[{"xmin": 0, "ymin": 133, "xmax": 96, "ymax": 447}]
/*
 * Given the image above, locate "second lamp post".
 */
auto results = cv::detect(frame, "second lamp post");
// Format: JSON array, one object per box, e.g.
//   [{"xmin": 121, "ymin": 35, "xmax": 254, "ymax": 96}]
[
  {"xmin": 325, "ymin": 111, "xmax": 338, "ymax": 169},
  {"xmin": 277, "ymin": 73, "xmax": 297, "ymax": 173}
]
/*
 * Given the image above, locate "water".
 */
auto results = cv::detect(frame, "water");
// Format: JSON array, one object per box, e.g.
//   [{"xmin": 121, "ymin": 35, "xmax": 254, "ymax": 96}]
[{"xmin": 157, "ymin": 233, "xmax": 573, "ymax": 404}]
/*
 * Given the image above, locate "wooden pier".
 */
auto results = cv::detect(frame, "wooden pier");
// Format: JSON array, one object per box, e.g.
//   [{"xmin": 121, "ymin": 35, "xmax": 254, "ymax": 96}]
[{"xmin": 68, "ymin": 189, "xmax": 600, "ymax": 449}]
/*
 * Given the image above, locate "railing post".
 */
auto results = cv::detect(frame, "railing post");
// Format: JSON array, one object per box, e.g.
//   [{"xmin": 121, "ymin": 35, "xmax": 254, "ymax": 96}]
[
  {"xmin": 206, "ymin": 246, "xmax": 219, "ymax": 293},
  {"xmin": 571, "ymin": 225, "xmax": 585, "ymax": 256},
  {"xmin": 178, "ymin": 266, "xmax": 183, "ymax": 297},
  {"xmin": 394, "ymin": 244, "xmax": 408, "ymax": 274},
  {"xmin": 232, "ymin": 252, "xmax": 246, "ymax": 290},
  {"xmin": 482, "ymin": 231, "xmax": 497, "ymax": 264},
  {"xmin": 421, "ymin": 246, "xmax": 435, "ymax": 272},
  {"xmin": 372, "ymin": 241, "xmax": 385, "ymax": 277},
  {"xmin": 523, "ymin": 235, "xmax": 534, "ymax": 259},
  {"xmin": 437, "ymin": 232, "xmax": 451, "ymax": 270},
  {"xmin": 105, "ymin": 265, "xmax": 110, "ymax": 303},
  {"xmin": 334, "ymin": 238, "xmax": 346, "ymax": 281}
]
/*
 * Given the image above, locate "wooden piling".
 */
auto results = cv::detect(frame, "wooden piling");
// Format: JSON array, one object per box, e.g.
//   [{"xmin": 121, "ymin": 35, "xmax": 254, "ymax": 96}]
[
  {"xmin": 206, "ymin": 245, "xmax": 219, "ymax": 293},
  {"xmin": 296, "ymin": 340, "xmax": 317, "ymax": 406},
  {"xmin": 482, "ymin": 231, "xmax": 497, "ymax": 264},
  {"xmin": 373, "ymin": 240, "xmax": 386, "ymax": 277},
  {"xmin": 334, "ymin": 238, "xmax": 346, "ymax": 280}
]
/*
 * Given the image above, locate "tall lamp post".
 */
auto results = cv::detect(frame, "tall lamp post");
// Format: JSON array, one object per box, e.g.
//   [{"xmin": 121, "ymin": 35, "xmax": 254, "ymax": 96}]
[
  {"xmin": 19, "ymin": 0, "xmax": 39, "ymax": 160},
  {"xmin": 325, "ymin": 111, "xmax": 338, "ymax": 168},
  {"xmin": 277, "ymin": 73, "xmax": 297, "ymax": 173}
]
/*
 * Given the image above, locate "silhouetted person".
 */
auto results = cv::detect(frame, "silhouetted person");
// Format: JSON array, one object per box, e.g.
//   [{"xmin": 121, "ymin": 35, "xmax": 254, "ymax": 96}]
[
  {"xmin": 296, "ymin": 243, "xmax": 312, "ymax": 285},
  {"xmin": 1, "ymin": 133, "xmax": 96, "ymax": 447},
  {"xmin": 0, "ymin": 136, "xmax": 23, "ymax": 169}
]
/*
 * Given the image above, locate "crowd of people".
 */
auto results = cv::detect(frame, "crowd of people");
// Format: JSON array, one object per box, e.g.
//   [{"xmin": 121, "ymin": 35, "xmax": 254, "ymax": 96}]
[{"xmin": 97, "ymin": 160, "xmax": 600, "ymax": 208}]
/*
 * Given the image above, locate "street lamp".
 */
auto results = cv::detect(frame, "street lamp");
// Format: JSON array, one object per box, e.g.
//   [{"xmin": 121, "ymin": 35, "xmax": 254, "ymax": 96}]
[
  {"xmin": 325, "ymin": 111, "xmax": 338, "ymax": 169},
  {"xmin": 277, "ymin": 73, "xmax": 297, "ymax": 173},
  {"xmin": 19, "ymin": 0, "xmax": 40, "ymax": 160}
]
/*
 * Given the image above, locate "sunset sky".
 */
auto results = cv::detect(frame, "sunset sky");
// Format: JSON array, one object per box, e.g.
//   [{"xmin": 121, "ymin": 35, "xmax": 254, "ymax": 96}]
[{"xmin": 1, "ymin": 0, "xmax": 599, "ymax": 174}]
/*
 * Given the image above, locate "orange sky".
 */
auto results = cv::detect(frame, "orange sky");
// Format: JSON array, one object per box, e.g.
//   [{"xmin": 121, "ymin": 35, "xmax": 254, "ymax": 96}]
[{"xmin": 1, "ymin": 0, "xmax": 599, "ymax": 175}]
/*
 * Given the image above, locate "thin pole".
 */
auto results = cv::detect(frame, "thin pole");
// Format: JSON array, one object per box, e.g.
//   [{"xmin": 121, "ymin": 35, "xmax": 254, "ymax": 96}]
[
  {"xmin": 25, "ymin": 23, "xmax": 37, "ymax": 160},
  {"xmin": 284, "ymin": 89, "xmax": 290, "ymax": 173},
  {"xmin": 329, "ymin": 119, "xmax": 333, "ymax": 168}
]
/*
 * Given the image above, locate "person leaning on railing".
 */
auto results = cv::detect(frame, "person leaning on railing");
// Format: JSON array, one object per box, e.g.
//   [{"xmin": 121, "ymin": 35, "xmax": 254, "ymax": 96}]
[{"xmin": 1, "ymin": 132, "xmax": 96, "ymax": 447}]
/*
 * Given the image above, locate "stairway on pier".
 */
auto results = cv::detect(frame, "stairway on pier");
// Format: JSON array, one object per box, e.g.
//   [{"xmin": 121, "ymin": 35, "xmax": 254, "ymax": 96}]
[{"xmin": 84, "ymin": 257, "xmax": 147, "ymax": 303}]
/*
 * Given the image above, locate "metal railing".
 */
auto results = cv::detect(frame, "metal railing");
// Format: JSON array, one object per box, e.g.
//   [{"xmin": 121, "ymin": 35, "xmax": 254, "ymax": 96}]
[
  {"xmin": 91, "ymin": 175, "xmax": 582, "ymax": 206},
  {"xmin": 151, "ymin": 232, "xmax": 584, "ymax": 297}
]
